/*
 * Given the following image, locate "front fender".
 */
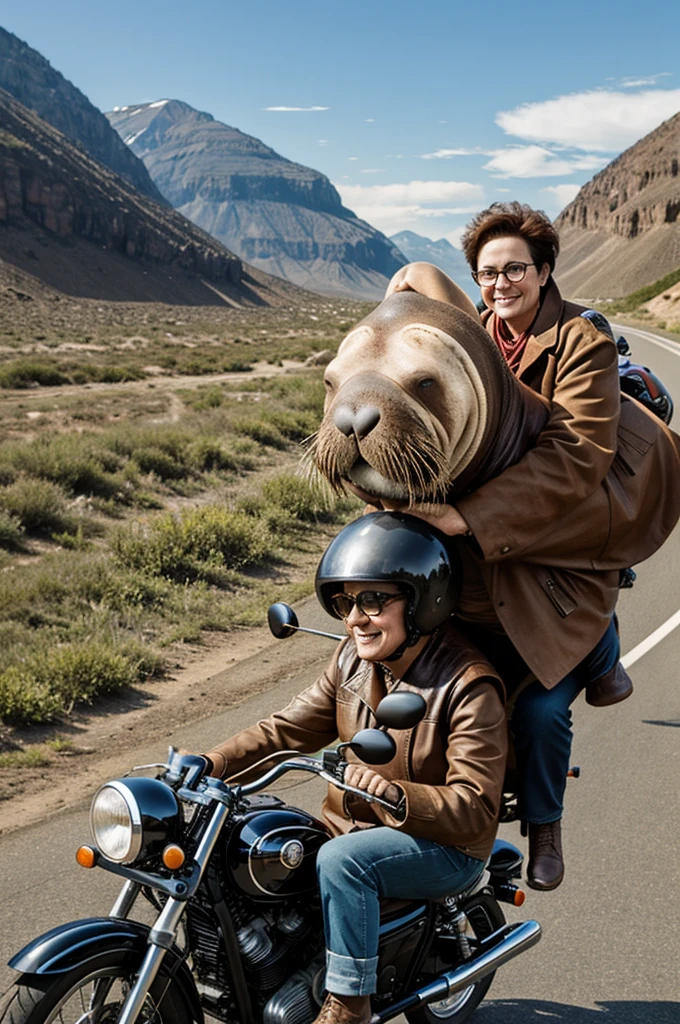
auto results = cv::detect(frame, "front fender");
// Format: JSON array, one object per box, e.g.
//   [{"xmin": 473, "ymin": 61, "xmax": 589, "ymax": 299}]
[{"xmin": 9, "ymin": 917, "xmax": 203, "ymax": 1024}]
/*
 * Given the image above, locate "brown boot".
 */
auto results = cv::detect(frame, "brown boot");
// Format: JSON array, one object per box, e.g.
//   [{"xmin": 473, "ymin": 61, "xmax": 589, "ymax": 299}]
[
  {"xmin": 585, "ymin": 661, "xmax": 633, "ymax": 707},
  {"xmin": 527, "ymin": 820, "xmax": 564, "ymax": 891},
  {"xmin": 313, "ymin": 993, "xmax": 372, "ymax": 1024}
]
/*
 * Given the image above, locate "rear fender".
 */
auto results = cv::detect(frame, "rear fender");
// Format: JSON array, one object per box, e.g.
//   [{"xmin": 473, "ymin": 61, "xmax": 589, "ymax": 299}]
[
  {"xmin": 487, "ymin": 839, "xmax": 524, "ymax": 880},
  {"xmin": 9, "ymin": 917, "xmax": 203, "ymax": 1024}
]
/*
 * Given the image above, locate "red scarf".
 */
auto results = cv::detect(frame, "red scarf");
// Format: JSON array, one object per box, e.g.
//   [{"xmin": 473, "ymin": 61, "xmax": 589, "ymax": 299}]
[{"xmin": 492, "ymin": 315, "xmax": 529, "ymax": 374}]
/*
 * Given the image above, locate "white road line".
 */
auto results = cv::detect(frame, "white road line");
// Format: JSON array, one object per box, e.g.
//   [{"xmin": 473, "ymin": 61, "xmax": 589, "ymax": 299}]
[
  {"xmin": 612, "ymin": 323, "xmax": 680, "ymax": 357},
  {"xmin": 621, "ymin": 608, "xmax": 680, "ymax": 669}
]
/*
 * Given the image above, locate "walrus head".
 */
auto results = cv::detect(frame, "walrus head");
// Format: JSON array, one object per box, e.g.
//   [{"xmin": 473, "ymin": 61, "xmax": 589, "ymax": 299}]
[{"xmin": 308, "ymin": 291, "xmax": 548, "ymax": 507}]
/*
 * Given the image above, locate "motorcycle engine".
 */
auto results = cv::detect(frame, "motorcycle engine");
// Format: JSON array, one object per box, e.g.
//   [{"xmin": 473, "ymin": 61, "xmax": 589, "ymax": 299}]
[{"xmin": 262, "ymin": 952, "xmax": 326, "ymax": 1024}]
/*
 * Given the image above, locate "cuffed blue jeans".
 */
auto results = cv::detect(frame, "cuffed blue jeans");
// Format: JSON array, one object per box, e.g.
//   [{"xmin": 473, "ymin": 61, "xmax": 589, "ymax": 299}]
[
  {"xmin": 317, "ymin": 826, "xmax": 483, "ymax": 996},
  {"xmin": 512, "ymin": 617, "xmax": 620, "ymax": 823}
]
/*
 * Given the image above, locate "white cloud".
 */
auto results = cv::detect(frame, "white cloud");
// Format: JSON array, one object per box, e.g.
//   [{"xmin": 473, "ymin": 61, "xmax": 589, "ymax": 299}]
[
  {"xmin": 483, "ymin": 145, "xmax": 607, "ymax": 178},
  {"xmin": 496, "ymin": 188, "xmax": 511, "ymax": 193},
  {"xmin": 420, "ymin": 148, "xmax": 484, "ymax": 159},
  {"xmin": 540, "ymin": 183, "xmax": 581, "ymax": 212},
  {"xmin": 496, "ymin": 88, "xmax": 680, "ymax": 152},
  {"xmin": 365, "ymin": 118, "xmax": 376, "ymax": 123},
  {"xmin": 263, "ymin": 105, "xmax": 329, "ymax": 112},
  {"xmin": 335, "ymin": 180, "xmax": 483, "ymax": 236},
  {"xmin": 620, "ymin": 72, "xmax": 672, "ymax": 88},
  {"xmin": 348, "ymin": 156, "xmax": 359, "ymax": 161},
  {"xmin": 318, "ymin": 139, "xmax": 329, "ymax": 146},
  {"xmin": 360, "ymin": 168, "xmax": 385, "ymax": 174}
]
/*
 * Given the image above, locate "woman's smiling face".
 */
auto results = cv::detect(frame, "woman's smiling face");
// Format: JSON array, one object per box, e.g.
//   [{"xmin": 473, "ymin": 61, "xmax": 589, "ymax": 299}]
[
  {"xmin": 476, "ymin": 235, "xmax": 550, "ymax": 336},
  {"xmin": 342, "ymin": 581, "xmax": 408, "ymax": 662}
]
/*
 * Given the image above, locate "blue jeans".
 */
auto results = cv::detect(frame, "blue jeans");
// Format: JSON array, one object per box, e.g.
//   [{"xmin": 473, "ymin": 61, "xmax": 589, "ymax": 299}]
[
  {"xmin": 317, "ymin": 826, "xmax": 483, "ymax": 996},
  {"xmin": 512, "ymin": 617, "xmax": 620, "ymax": 823}
]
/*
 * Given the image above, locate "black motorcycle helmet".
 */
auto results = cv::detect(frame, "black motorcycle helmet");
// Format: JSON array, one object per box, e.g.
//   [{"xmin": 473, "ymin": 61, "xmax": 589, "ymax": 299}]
[{"xmin": 315, "ymin": 511, "xmax": 461, "ymax": 652}]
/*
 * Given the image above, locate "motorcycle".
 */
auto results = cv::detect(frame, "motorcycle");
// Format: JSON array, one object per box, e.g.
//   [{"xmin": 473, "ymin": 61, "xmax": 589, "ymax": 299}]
[{"xmin": 1, "ymin": 603, "xmax": 541, "ymax": 1024}]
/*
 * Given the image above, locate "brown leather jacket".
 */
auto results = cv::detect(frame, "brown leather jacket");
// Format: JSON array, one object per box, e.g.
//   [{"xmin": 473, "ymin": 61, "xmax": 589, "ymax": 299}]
[
  {"xmin": 206, "ymin": 621, "xmax": 507, "ymax": 863},
  {"xmin": 454, "ymin": 281, "xmax": 680, "ymax": 687}
]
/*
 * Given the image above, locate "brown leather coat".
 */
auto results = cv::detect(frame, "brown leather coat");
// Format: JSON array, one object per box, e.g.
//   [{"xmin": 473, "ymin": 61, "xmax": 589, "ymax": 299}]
[
  {"xmin": 455, "ymin": 281, "xmax": 680, "ymax": 687},
  {"xmin": 206, "ymin": 621, "xmax": 507, "ymax": 863}
]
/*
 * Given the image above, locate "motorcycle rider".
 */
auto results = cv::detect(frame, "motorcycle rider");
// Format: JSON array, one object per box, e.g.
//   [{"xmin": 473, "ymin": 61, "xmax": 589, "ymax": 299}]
[
  {"xmin": 383, "ymin": 211, "xmax": 680, "ymax": 889},
  {"xmin": 201, "ymin": 512, "xmax": 507, "ymax": 1024}
]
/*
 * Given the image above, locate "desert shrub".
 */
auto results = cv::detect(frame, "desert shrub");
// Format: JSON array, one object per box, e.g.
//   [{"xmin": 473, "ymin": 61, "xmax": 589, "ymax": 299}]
[
  {"xmin": 0, "ymin": 478, "xmax": 77, "ymax": 535},
  {"xmin": 188, "ymin": 438, "xmax": 242, "ymax": 474},
  {"xmin": 4, "ymin": 435, "xmax": 125, "ymax": 499},
  {"xmin": 0, "ymin": 668, "xmax": 61, "ymax": 723},
  {"xmin": 222, "ymin": 359, "xmax": 254, "ymax": 373},
  {"xmin": 0, "ymin": 509, "xmax": 25, "ymax": 549},
  {"xmin": 0, "ymin": 360, "xmax": 69, "ymax": 389},
  {"xmin": 0, "ymin": 640, "xmax": 161, "ymax": 724},
  {"xmin": 265, "ymin": 409, "xmax": 318, "ymax": 442},
  {"xmin": 260, "ymin": 474, "xmax": 328, "ymax": 522},
  {"xmin": 113, "ymin": 506, "xmax": 273, "ymax": 584},
  {"xmin": 232, "ymin": 418, "xmax": 288, "ymax": 449}
]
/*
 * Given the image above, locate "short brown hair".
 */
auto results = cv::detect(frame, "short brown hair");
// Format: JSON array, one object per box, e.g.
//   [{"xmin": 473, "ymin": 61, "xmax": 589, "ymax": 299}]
[{"xmin": 461, "ymin": 202, "xmax": 560, "ymax": 273}]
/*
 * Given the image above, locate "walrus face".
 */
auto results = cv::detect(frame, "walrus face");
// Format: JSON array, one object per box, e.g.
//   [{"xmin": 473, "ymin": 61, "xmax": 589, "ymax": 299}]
[{"xmin": 310, "ymin": 317, "xmax": 489, "ymax": 505}]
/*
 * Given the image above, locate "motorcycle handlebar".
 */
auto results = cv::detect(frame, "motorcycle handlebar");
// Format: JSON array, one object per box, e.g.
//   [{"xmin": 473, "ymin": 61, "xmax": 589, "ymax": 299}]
[{"xmin": 235, "ymin": 754, "xmax": 402, "ymax": 814}]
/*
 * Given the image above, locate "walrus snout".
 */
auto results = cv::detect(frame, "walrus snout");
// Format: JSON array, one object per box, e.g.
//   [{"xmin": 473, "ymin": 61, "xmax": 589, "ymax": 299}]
[{"xmin": 333, "ymin": 404, "xmax": 381, "ymax": 439}]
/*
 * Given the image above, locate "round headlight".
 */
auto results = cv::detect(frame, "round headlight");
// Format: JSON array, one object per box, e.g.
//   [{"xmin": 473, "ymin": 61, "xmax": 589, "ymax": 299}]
[{"xmin": 91, "ymin": 781, "xmax": 142, "ymax": 863}]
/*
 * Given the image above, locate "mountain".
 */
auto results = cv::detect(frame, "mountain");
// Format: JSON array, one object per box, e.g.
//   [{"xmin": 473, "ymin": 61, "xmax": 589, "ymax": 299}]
[
  {"xmin": 0, "ymin": 27, "xmax": 164, "ymax": 204},
  {"xmin": 0, "ymin": 88, "xmax": 298, "ymax": 305},
  {"xmin": 555, "ymin": 111, "xmax": 680, "ymax": 299},
  {"xmin": 107, "ymin": 100, "xmax": 406, "ymax": 300},
  {"xmin": 389, "ymin": 231, "xmax": 478, "ymax": 301}
]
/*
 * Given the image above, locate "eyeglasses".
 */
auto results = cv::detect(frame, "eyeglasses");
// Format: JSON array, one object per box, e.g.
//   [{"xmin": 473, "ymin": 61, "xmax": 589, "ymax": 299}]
[
  {"xmin": 471, "ymin": 262, "xmax": 536, "ymax": 287},
  {"xmin": 330, "ymin": 590, "xmax": 406, "ymax": 619}
]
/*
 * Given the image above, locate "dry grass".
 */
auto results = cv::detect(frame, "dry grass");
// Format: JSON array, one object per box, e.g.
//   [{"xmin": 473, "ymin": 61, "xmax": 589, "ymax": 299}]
[{"xmin": 0, "ymin": 303, "xmax": 364, "ymax": 729}]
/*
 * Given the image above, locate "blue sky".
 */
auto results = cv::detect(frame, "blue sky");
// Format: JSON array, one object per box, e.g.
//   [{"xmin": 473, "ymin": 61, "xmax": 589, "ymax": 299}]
[{"xmin": 3, "ymin": 0, "xmax": 679, "ymax": 246}]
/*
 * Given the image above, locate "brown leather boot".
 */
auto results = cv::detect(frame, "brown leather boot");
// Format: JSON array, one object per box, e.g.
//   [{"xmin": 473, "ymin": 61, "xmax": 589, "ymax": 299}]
[
  {"xmin": 585, "ymin": 661, "xmax": 633, "ymax": 707},
  {"xmin": 313, "ymin": 993, "xmax": 372, "ymax": 1024},
  {"xmin": 527, "ymin": 820, "xmax": 564, "ymax": 891}
]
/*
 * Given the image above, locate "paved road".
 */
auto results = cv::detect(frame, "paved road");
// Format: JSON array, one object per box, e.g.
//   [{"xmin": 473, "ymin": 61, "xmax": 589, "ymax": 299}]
[{"xmin": 1, "ymin": 324, "xmax": 679, "ymax": 1023}]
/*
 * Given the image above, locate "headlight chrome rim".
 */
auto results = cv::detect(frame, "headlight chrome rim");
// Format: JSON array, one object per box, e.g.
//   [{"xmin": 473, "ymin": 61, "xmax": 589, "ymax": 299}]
[{"xmin": 91, "ymin": 780, "xmax": 143, "ymax": 864}]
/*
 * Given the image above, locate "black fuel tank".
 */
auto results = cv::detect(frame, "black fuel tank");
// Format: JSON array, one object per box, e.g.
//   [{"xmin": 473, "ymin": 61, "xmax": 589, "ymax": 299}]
[{"xmin": 225, "ymin": 807, "xmax": 331, "ymax": 900}]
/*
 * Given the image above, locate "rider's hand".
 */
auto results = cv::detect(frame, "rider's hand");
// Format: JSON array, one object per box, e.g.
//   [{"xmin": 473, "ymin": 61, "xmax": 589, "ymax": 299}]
[
  {"xmin": 344, "ymin": 764, "xmax": 402, "ymax": 806},
  {"xmin": 382, "ymin": 503, "xmax": 471, "ymax": 538}
]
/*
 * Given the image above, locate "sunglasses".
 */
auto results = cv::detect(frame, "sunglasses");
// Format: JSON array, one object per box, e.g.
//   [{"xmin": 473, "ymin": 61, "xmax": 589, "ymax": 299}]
[{"xmin": 330, "ymin": 590, "xmax": 406, "ymax": 619}]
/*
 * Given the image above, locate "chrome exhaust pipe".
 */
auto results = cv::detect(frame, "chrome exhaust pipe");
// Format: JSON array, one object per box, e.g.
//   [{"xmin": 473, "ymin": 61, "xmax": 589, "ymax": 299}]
[{"xmin": 371, "ymin": 919, "xmax": 541, "ymax": 1023}]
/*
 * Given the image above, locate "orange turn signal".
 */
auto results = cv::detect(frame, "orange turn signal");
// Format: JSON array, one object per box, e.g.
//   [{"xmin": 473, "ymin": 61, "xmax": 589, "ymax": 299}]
[
  {"xmin": 513, "ymin": 888, "xmax": 526, "ymax": 907},
  {"xmin": 76, "ymin": 845, "xmax": 97, "ymax": 869},
  {"xmin": 162, "ymin": 844, "xmax": 186, "ymax": 870}
]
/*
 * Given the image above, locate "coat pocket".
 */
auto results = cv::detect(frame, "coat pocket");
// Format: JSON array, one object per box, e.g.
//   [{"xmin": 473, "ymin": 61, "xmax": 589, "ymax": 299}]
[
  {"xmin": 614, "ymin": 399, "xmax": 657, "ymax": 475},
  {"xmin": 540, "ymin": 573, "xmax": 577, "ymax": 618}
]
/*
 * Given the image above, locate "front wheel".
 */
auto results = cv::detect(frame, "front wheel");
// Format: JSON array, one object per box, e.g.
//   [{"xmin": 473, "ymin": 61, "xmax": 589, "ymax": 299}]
[
  {"xmin": 0, "ymin": 951, "xmax": 193, "ymax": 1024},
  {"xmin": 406, "ymin": 893, "xmax": 505, "ymax": 1024}
]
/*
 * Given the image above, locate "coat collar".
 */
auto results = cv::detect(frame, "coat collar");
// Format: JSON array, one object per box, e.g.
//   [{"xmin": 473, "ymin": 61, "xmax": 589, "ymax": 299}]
[
  {"xmin": 482, "ymin": 278, "xmax": 565, "ymax": 380},
  {"xmin": 516, "ymin": 278, "xmax": 563, "ymax": 378}
]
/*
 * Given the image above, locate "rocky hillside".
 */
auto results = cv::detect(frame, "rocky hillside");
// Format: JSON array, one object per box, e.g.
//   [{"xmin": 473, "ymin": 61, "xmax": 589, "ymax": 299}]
[
  {"xmin": 555, "ymin": 111, "xmax": 680, "ymax": 299},
  {"xmin": 390, "ymin": 230, "xmax": 478, "ymax": 300},
  {"xmin": 0, "ymin": 88, "xmax": 300, "ymax": 305},
  {"xmin": 0, "ymin": 27, "xmax": 164, "ymax": 204},
  {"xmin": 107, "ymin": 100, "xmax": 406, "ymax": 300}
]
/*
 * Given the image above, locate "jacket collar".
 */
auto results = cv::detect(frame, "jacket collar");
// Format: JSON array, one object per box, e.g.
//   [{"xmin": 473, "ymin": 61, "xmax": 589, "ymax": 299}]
[
  {"xmin": 516, "ymin": 278, "xmax": 563, "ymax": 377},
  {"xmin": 482, "ymin": 278, "xmax": 564, "ymax": 380}
]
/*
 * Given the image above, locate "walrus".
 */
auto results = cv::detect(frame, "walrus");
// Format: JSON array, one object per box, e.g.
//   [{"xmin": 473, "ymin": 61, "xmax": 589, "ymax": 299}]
[
  {"xmin": 308, "ymin": 290, "xmax": 680, "ymax": 570},
  {"xmin": 310, "ymin": 290, "xmax": 549, "ymax": 510}
]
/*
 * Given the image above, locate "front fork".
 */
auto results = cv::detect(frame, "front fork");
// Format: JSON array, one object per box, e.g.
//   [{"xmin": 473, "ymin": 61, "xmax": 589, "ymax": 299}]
[{"xmin": 104, "ymin": 799, "xmax": 230, "ymax": 1024}]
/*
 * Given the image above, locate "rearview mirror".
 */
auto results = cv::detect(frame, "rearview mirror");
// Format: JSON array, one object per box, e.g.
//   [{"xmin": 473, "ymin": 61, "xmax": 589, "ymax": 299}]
[
  {"xmin": 346, "ymin": 729, "xmax": 397, "ymax": 766},
  {"xmin": 268, "ymin": 602, "xmax": 299, "ymax": 639},
  {"xmin": 375, "ymin": 692, "xmax": 426, "ymax": 730}
]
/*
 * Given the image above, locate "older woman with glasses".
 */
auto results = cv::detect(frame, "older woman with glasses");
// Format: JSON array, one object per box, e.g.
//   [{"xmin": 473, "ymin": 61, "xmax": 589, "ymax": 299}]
[
  {"xmin": 384, "ymin": 202, "xmax": 636, "ymax": 891},
  {"xmin": 201, "ymin": 512, "xmax": 507, "ymax": 1024}
]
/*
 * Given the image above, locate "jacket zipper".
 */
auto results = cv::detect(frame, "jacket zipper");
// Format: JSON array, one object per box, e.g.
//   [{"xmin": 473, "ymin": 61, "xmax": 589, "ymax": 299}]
[{"xmin": 543, "ymin": 575, "xmax": 577, "ymax": 618}]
